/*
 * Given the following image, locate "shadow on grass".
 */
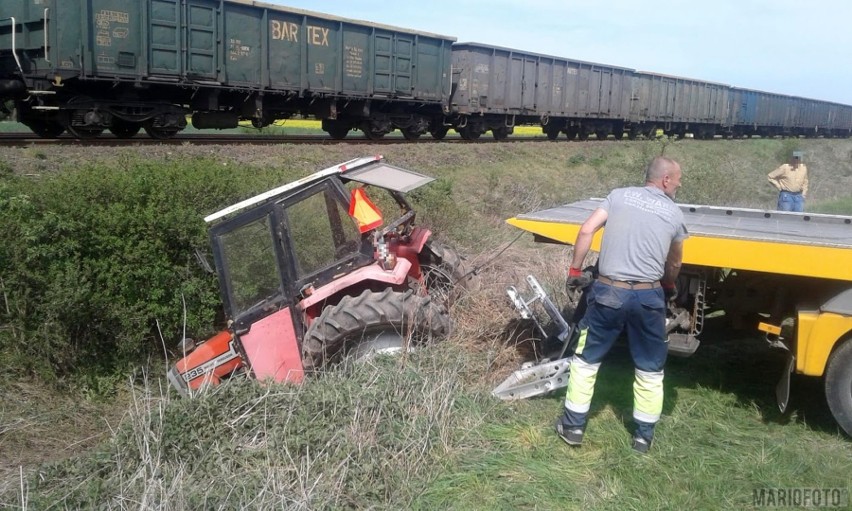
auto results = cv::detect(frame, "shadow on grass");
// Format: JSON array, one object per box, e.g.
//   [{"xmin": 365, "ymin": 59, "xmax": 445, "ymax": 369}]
[
  {"xmin": 580, "ymin": 316, "xmax": 842, "ymax": 437},
  {"xmin": 664, "ymin": 316, "xmax": 841, "ymax": 435},
  {"xmin": 523, "ymin": 314, "xmax": 842, "ymax": 438}
]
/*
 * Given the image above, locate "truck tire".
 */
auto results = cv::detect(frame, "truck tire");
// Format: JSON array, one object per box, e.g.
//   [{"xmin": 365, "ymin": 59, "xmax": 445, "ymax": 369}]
[
  {"xmin": 302, "ymin": 289, "xmax": 450, "ymax": 370},
  {"xmin": 419, "ymin": 240, "xmax": 479, "ymax": 305},
  {"xmin": 825, "ymin": 337, "xmax": 852, "ymax": 436}
]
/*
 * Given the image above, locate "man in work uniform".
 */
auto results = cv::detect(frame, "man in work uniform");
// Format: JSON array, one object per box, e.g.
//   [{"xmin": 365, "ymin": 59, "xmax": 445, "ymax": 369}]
[
  {"xmin": 555, "ymin": 156, "xmax": 688, "ymax": 453},
  {"xmin": 767, "ymin": 151, "xmax": 808, "ymax": 212}
]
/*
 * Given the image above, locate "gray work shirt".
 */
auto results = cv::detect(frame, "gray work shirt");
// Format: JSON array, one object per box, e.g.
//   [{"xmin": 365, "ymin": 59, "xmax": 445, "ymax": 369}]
[{"xmin": 597, "ymin": 186, "xmax": 689, "ymax": 282}]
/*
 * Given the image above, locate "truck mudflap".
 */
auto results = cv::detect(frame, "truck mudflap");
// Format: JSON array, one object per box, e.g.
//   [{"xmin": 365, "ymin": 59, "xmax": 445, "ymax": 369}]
[{"xmin": 776, "ymin": 353, "xmax": 796, "ymax": 413}]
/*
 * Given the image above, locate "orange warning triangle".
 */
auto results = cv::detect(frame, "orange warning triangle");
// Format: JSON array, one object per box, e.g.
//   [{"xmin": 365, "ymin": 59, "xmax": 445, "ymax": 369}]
[{"xmin": 349, "ymin": 188, "xmax": 383, "ymax": 233}]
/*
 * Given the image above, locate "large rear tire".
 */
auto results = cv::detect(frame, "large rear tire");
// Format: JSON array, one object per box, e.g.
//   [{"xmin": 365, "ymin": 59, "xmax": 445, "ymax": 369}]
[
  {"xmin": 302, "ymin": 289, "xmax": 450, "ymax": 370},
  {"xmin": 419, "ymin": 240, "xmax": 479, "ymax": 306},
  {"xmin": 825, "ymin": 337, "xmax": 852, "ymax": 436}
]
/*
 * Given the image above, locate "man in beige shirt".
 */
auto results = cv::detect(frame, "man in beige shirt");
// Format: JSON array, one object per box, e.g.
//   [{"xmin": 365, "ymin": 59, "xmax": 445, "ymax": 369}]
[{"xmin": 768, "ymin": 151, "xmax": 808, "ymax": 212}]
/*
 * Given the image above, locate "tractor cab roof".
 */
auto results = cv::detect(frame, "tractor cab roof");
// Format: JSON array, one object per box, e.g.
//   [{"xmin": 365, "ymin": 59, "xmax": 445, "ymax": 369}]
[{"xmin": 204, "ymin": 156, "xmax": 435, "ymax": 224}]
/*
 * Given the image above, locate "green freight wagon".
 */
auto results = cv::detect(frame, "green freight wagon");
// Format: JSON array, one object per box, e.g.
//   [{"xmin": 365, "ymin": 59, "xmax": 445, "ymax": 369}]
[{"xmin": 0, "ymin": 0, "xmax": 455, "ymax": 139}]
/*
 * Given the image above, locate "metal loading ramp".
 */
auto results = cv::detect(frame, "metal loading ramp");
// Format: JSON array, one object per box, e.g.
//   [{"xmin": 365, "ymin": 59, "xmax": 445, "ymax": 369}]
[{"xmin": 507, "ymin": 199, "xmax": 852, "ymax": 282}]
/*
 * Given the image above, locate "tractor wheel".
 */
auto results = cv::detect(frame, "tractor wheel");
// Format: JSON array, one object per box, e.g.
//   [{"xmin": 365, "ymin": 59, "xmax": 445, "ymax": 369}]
[
  {"xmin": 419, "ymin": 240, "xmax": 479, "ymax": 306},
  {"xmin": 302, "ymin": 289, "xmax": 450, "ymax": 370},
  {"xmin": 825, "ymin": 337, "xmax": 852, "ymax": 436}
]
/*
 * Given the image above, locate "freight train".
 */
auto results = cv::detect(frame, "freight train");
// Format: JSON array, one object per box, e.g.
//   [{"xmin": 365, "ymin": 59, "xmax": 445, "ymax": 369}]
[{"xmin": 2, "ymin": 0, "xmax": 851, "ymax": 140}]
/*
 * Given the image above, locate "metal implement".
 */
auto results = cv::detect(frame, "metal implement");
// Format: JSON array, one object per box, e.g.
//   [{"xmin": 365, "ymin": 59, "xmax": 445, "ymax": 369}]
[{"xmin": 494, "ymin": 275, "xmax": 576, "ymax": 400}]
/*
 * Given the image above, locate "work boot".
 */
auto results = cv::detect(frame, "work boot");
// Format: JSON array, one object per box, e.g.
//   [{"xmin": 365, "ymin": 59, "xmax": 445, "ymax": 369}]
[
  {"xmin": 555, "ymin": 419, "xmax": 584, "ymax": 446},
  {"xmin": 631, "ymin": 436, "xmax": 651, "ymax": 454}
]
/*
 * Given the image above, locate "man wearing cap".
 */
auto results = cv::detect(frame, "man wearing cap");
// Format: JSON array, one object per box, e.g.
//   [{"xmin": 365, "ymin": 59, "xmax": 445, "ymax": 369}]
[{"xmin": 768, "ymin": 152, "xmax": 809, "ymax": 212}]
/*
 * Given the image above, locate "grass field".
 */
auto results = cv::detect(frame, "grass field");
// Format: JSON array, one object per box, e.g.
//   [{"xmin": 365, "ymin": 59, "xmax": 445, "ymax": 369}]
[{"xmin": 1, "ymin": 138, "xmax": 851, "ymax": 509}]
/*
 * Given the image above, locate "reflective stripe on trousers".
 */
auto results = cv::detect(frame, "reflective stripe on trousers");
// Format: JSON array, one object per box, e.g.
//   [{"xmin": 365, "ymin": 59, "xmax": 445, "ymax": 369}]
[
  {"xmin": 633, "ymin": 368, "xmax": 664, "ymax": 423},
  {"xmin": 564, "ymin": 355, "xmax": 601, "ymax": 414}
]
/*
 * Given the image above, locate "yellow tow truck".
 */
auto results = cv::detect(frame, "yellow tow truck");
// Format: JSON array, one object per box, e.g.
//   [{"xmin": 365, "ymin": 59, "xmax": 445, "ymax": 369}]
[{"xmin": 498, "ymin": 199, "xmax": 852, "ymax": 436}]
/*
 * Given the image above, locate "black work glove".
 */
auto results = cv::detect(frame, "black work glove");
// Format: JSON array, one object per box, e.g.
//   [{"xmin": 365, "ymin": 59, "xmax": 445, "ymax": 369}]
[{"xmin": 566, "ymin": 267, "xmax": 593, "ymax": 292}]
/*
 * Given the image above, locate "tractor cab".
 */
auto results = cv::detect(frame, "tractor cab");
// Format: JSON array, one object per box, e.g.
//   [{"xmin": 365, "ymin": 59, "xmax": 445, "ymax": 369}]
[
  {"xmin": 209, "ymin": 155, "xmax": 434, "ymax": 327},
  {"xmin": 168, "ymin": 156, "xmax": 445, "ymax": 396}
]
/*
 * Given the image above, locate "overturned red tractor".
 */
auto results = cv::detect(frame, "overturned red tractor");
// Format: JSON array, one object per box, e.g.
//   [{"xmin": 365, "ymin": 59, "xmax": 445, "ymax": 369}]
[{"xmin": 168, "ymin": 156, "xmax": 475, "ymax": 396}]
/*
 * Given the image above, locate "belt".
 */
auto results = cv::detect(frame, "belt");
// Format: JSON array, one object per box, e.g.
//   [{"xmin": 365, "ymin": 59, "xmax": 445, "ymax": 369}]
[
  {"xmin": 780, "ymin": 190, "xmax": 802, "ymax": 195},
  {"xmin": 597, "ymin": 275, "xmax": 660, "ymax": 290}
]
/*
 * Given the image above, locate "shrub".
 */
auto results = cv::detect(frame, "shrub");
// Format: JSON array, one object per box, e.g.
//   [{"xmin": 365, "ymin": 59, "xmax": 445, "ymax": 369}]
[{"xmin": 0, "ymin": 159, "xmax": 251, "ymax": 381}]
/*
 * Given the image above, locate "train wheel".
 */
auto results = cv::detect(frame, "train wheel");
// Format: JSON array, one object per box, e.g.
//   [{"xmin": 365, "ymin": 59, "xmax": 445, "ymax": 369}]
[
  {"xmin": 458, "ymin": 126, "xmax": 481, "ymax": 141},
  {"xmin": 545, "ymin": 130, "xmax": 559, "ymax": 141},
  {"xmin": 401, "ymin": 127, "xmax": 422, "ymax": 140},
  {"xmin": 362, "ymin": 127, "xmax": 385, "ymax": 140},
  {"xmin": 109, "ymin": 119, "xmax": 141, "ymax": 139},
  {"xmin": 628, "ymin": 128, "xmax": 639, "ymax": 140},
  {"xmin": 25, "ymin": 120, "xmax": 65, "ymax": 138},
  {"xmin": 324, "ymin": 121, "xmax": 350, "ymax": 140},
  {"xmin": 565, "ymin": 127, "xmax": 579, "ymax": 140},
  {"xmin": 67, "ymin": 125, "xmax": 104, "ymax": 139},
  {"xmin": 492, "ymin": 127, "xmax": 509, "ymax": 141},
  {"xmin": 430, "ymin": 126, "xmax": 449, "ymax": 140},
  {"xmin": 613, "ymin": 129, "xmax": 624, "ymax": 140},
  {"xmin": 577, "ymin": 130, "xmax": 589, "ymax": 141},
  {"xmin": 143, "ymin": 124, "xmax": 179, "ymax": 139},
  {"xmin": 595, "ymin": 130, "xmax": 608, "ymax": 140}
]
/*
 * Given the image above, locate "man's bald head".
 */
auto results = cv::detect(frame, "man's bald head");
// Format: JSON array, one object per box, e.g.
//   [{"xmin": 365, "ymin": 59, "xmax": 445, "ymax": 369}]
[{"xmin": 645, "ymin": 157, "xmax": 683, "ymax": 199}]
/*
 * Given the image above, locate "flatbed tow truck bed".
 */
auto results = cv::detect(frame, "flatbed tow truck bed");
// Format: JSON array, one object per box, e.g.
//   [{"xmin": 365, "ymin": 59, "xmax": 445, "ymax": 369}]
[{"xmin": 507, "ymin": 200, "xmax": 852, "ymax": 282}]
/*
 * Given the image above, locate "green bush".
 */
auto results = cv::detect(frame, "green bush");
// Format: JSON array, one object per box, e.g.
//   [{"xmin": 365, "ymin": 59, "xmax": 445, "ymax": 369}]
[{"xmin": 0, "ymin": 159, "xmax": 249, "ymax": 381}]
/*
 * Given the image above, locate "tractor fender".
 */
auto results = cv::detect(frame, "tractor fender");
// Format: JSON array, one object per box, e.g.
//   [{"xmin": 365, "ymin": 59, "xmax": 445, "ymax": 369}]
[
  {"xmin": 396, "ymin": 227, "xmax": 432, "ymax": 268},
  {"xmin": 406, "ymin": 227, "xmax": 433, "ymax": 254},
  {"xmin": 298, "ymin": 259, "xmax": 412, "ymax": 311}
]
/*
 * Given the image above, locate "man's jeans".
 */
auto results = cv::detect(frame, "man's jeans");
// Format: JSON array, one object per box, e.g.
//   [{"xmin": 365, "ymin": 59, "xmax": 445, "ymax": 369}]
[{"xmin": 777, "ymin": 191, "xmax": 804, "ymax": 212}]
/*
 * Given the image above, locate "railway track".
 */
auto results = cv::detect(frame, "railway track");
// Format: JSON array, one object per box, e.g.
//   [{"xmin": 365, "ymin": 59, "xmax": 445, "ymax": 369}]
[{"xmin": 0, "ymin": 133, "xmax": 548, "ymax": 147}]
